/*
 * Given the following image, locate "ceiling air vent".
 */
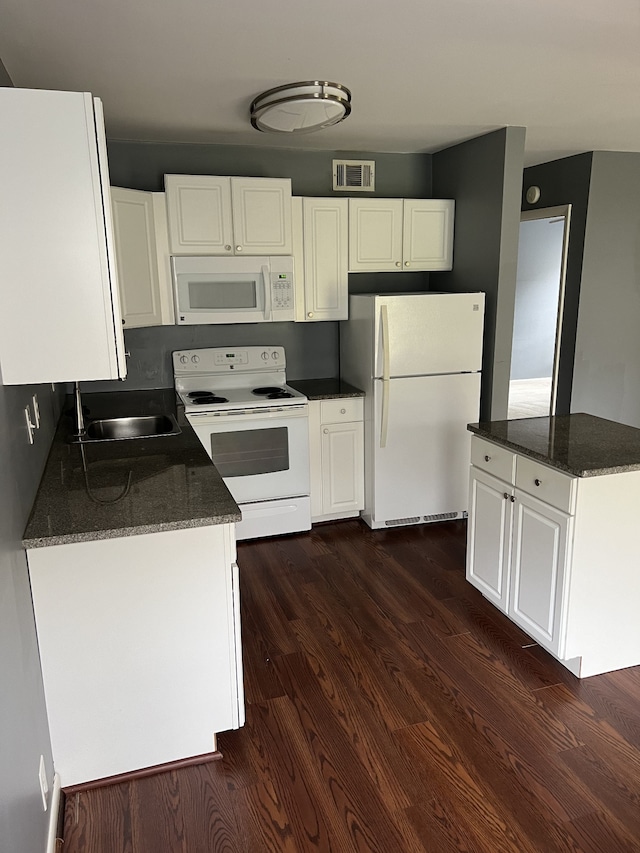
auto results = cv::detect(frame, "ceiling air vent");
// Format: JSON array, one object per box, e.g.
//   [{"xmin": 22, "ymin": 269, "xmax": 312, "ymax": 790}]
[{"xmin": 333, "ymin": 159, "xmax": 375, "ymax": 192}]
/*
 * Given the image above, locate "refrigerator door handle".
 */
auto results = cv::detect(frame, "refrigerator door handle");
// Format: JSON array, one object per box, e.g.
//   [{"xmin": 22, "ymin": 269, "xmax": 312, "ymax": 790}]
[{"xmin": 380, "ymin": 303, "xmax": 391, "ymax": 448}]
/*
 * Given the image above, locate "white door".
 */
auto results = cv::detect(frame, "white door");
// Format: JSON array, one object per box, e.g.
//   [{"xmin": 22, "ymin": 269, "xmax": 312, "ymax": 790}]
[
  {"xmin": 372, "ymin": 373, "xmax": 480, "ymax": 523},
  {"xmin": 374, "ymin": 292, "xmax": 485, "ymax": 378},
  {"xmin": 509, "ymin": 490, "xmax": 572, "ymax": 656},
  {"xmin": 321, "ymin": 421, "xmax": 364, "ymax": 515},
  {"xmin": 466, "ymin": 467, "xmax": 513, "ymax": 613},
  {"xmin": 231, "ymin": 177, "xmax": 292, "ymax": 255},
  {"xmin": 403, "ymin": 200, "xmax": 454, "ymax": 271},
  {"xmin": 348, "ymin": 198, "xmax": 403, "ymax": 271},
  {"xmin": 165, "ymin": 175, "xmax": 233, "ymax": 254}
]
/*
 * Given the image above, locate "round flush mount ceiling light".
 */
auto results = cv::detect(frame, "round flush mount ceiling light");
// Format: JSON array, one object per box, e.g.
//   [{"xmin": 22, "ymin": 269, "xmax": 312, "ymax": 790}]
[{"xmin": 250, "ymin": 81, "xmax": 351, "ymax": 134}]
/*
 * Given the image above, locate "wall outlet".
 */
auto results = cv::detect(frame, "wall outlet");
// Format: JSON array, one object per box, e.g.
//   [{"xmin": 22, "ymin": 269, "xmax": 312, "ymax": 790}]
[{"xmin": 38, "ymin": 754, "xmax": 48, "ymax": 811}]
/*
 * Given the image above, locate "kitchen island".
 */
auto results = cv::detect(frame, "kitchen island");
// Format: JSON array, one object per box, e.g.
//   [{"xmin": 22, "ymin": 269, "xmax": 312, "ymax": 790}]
[
  {"xmin": 466, "ymin": 413, "xmax": 640, "ymax": 678},
  {"xmin": 23, "ymin": 390, "xmax": 244, "ymax": 788}
]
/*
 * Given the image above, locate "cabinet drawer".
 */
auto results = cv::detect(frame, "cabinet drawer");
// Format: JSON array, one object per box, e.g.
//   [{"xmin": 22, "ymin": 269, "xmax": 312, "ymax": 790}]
[
  {"xmin": 320, "ymin": 398, "xmax": 363, "ymax": 423},
  {"xmin": 515, "ymin": 456, "xmax": 575, "ymax": 513},
  {"xmin": 471, "ymin": 437, "xmax": 515, "ymax": 483}
]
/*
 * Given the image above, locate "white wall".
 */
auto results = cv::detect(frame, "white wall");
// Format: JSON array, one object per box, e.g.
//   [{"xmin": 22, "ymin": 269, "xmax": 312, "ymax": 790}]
[{"xmin": 572, "ymin": 152, "xmax": 640, "ymax": 427}]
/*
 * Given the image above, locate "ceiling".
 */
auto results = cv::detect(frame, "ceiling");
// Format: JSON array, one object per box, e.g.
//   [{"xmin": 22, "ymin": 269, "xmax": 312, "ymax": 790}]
[{"xmin": 1, "ymin": 0, "xmax": 639, "ymax": 166}]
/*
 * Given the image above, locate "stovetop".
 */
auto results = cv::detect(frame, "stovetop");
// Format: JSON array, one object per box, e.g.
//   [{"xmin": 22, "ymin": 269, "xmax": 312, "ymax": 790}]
[{"xmin": 173, "ymin": 346, "xmax": 307, "ymax": 413}]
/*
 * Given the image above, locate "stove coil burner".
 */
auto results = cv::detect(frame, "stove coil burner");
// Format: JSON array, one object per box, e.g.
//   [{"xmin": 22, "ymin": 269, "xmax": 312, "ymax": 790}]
[
  {"xmin": 188, "ymin": 393, "xmax": 229, "ymax": 404},
  {"xmin": 267, "ymin": 391, "xmax": 294, "ymax": 399},
  {"xmin": 252, "ymin": 386, "xmax": 284, "ymax": 395}
]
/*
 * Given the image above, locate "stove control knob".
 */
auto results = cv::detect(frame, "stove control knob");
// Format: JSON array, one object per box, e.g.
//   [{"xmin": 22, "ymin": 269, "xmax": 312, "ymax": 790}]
[
  {"xmin": 271, "ymin": 352, "xmax": 279, "ymax": 360},
  {"xmin": 191, "ymin": 355, "xmax": 200, "ymax": 364},
  {"xmin": 179, "ymin": 355, "xmax": 188, "ymax": 364},
  {"xmin": 261, "ymin": 351, "xmax": 269, "ymax": 360}
]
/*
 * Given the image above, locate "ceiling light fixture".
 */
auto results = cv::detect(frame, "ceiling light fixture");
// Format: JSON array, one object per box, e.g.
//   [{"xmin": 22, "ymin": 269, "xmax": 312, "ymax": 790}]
[{"xmin": 250, "ymin": 81, "xmax": 351, "ymax": 135}]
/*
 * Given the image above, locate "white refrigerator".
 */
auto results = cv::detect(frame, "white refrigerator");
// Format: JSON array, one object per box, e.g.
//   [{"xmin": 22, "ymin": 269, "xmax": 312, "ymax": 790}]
[{"xmin": 340, "ymin": 292, "xmax": 485, "ymax": 529}]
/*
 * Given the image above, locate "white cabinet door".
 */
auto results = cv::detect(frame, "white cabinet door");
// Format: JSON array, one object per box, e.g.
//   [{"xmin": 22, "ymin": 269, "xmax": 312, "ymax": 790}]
[
  {"xmin": 0, "ymin": 88, "xmax": 126, "ymax": 385},
  {"xmin": 348, "ymin": 198, "xmax": 403, "ymax": 271},
  {"xmin": 509, "ymin": 490, "xmax": 572, "ymax": 656},
  {"xmin": 403, "ymin": 200, "xmax": 454, "ymax": 271},
  {"xmin": 321, "ymin": 421, "xmax": 364, "ymax": 516},
  {"xmin": 231, "ymin": 177, "xmax": 292, "ymax": 255},
  {"xmin": 111, "ymin": 188, "xmax": 174, "ymax": 328},
  {"xmin": 165, "ymin": 175, "xmax": 233, "ymax": 255},
  {"xmin": 300, "ymin": 198, "xmax": 348, "ymax": 321},
  {"xmin": 466, "ymin": 467, "xmax": 513, "ymax": 613}
]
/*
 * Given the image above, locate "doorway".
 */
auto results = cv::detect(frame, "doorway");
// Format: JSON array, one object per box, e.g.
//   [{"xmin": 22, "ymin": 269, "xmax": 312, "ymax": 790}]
[{"xmin": 508, "ymin": 205, "xmax": 571, "ymax": 419}]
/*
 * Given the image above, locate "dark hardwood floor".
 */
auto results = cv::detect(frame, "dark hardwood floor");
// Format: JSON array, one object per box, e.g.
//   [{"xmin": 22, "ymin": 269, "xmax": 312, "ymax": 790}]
[{"xmin": 63, "ymin": 519, "xmax": 640, "ymax": 852}]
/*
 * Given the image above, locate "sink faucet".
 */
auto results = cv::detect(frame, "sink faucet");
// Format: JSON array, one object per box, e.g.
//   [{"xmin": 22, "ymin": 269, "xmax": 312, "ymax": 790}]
[{"xmin": 73, "ymin": 382, "xmax": 86, "ymax": 438}]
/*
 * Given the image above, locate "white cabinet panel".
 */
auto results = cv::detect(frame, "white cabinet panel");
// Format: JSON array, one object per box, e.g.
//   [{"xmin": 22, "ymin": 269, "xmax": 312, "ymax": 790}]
[
  {"xmin": 111, "ymin": 188, "xmax": 174, "ymax": 328},
  {"xmin": 165, "ymin": 175, "xmax": 233, "ymax": 254},
  {"xmin": 403, "ymin": 200, "xmax": 454, "ymax": 270},
  {"xmin": 165, "ymin": 175, "xmax": 292, "ymax": 256},
  {"xmin": 297, "ymin": 198, "xmax": 348, "ymax": 321},
  {"xmin": 0, "ymin": 88, "xmax": 125, "ymax": 385}
]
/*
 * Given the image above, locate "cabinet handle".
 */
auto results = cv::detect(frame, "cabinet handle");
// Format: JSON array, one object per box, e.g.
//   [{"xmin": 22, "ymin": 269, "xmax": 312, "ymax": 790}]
[
  {"xmin": 323, "ymin": 428, "xmax": 329, "ymax": 434},
  {"xmin": 404, "ymin": 261, "xmax": 410, "ymax": 267},
  {"xmin": 236, "ymin": 246, "xmax": 243, "ymax": 252},
  {"xmin": 534, "ymin": 478, "xmax": 542, "ymax": 486},
  {"xmin": 308, "ymin": 312, "xmax": 314, "ymax": 318},
  {"xmin": 122, "ymin": 318, "xmax": 126, "ymax": 325},
  {"xmin": 340, "ymin": 408, "xmax": 346, "ymax": 414},
  {"xmin": 224, "ymin": 244, "xmax": 232, "ymax": 251},
  {"xmin": 503, "ymin": 492, "xmax": 509, "ymax": 500},
  {"xmin": 395, "ymin": 261, "xmax": 402, "ymax": 268},
  {"xmin": 510, "ymin": 495, "xmax": 516, "ymax": 502},
  {"xmin": 484, "ymin": 454, "xmax": 491, "ymax": 462}
]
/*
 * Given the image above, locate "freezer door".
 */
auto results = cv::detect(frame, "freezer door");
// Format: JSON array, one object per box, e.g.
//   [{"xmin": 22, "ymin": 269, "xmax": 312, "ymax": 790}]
[
  {"xmin": 374, "ymin": 292, "xmax": 485, "ymax": 377},
  {"xmin": 371, "ymin": 373, "xmax": 481, "ymax": 523}
]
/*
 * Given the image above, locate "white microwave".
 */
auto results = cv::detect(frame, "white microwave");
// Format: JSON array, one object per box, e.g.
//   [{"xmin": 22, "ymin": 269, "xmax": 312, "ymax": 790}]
[{"xmin": 172, "ymin": 256, "xmax": 295, "ymax": 324}]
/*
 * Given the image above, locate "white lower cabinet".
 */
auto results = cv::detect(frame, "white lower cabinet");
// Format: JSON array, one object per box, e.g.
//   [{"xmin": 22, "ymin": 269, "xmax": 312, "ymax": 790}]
[
  {"xmin": 467, "ymin": 435, "xmax": 640, "ymax": 677},
  {"xmin": 27, "ymin": 524, "xmax": 244, "ymax": 787},
  {"xmin": 309, "ymin": 398, "xmax": 364, "ymax": 522},
  {"xmin": 110, "ymin": 187, "xmax": 174, "ymax": 328}
]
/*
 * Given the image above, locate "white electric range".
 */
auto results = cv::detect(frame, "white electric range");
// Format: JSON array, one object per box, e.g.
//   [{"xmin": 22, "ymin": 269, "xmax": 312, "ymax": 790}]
[{"xmin": 173, "ymin": 346, "xmax": 310, "ymax": 541}]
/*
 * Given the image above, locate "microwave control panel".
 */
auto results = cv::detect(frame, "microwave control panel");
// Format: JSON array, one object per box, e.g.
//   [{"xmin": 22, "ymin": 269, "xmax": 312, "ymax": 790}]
[{"xmin": 271, "ymin": 270, "xmax": 294, "ymax": 311}]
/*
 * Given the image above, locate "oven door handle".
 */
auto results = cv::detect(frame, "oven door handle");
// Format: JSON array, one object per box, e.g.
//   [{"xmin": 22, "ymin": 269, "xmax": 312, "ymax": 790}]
[{"xmin": 262, "ymin": 265, "xmax": 272, "ymax": 321}]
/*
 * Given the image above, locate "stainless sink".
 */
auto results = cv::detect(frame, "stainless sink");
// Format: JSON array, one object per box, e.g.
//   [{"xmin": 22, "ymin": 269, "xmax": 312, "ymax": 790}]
[{"xmin": 78, "ymin": 413, "xmax": 182, "ymax": 442}]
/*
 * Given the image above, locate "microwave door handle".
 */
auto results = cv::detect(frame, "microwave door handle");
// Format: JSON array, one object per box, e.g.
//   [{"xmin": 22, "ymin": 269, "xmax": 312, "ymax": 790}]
[{"xmin": 262, "ymin": 265, "xmax": 272, "ymax": 321}]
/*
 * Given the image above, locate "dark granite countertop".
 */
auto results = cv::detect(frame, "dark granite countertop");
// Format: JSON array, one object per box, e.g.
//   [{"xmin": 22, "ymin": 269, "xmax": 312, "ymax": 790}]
[
  {"xmin": 469, "ymin": 413, "xmax": 640, "ymax": 477},
  {"xmin": 23, "ymin": 389, "xmax": 240, "ymax": 548},
  {"xmin": 289, "ymin": 378, "xmax": 364, "ymax": 400}
]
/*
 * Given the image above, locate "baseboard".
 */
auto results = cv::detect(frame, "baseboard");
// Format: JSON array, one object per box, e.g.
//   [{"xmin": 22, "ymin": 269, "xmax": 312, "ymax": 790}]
[{"xmin": 46, "ymin": 773, "xmax": 63, "ymax": 853}]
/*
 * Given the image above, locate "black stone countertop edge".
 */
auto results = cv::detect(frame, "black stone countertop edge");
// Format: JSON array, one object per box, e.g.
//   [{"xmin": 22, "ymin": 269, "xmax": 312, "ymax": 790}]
[
  {"xmin": 289, "ymin": 378, "xmax": 364, "ymax": 400},
  {"xmin": 469, "ymin": 413, "xmax": 640, "ymax": 477},
  {"xmin": 23, "ymin": 389, "xmax": 241, "ymax": 549}
]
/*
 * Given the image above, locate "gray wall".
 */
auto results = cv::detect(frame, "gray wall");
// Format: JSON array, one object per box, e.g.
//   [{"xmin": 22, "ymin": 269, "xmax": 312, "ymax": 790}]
[
  {"xmin": 84, "ymin": 142, "xmax": 434, "ymax": 393},
  {"xmin": 1, "ymin": 64, "xmax": 61, "ymax": 853},
  {"xmin": 511, "ymin": 217, "xmax": 565, "ymax": 380},
  {"xmin": 432, "ymin": 127, "xmax": 526, "ymax": 420},
  {"xmin": 571, "ymin": 152, "xmax": 640, "ymax": 427},
  {"xmin": 521, "ymin": 153, "xmax": 593, "ymax": 413},
  {"xmin": 0, "ymin": 380, "xmax": 63, "ymax": 851}
]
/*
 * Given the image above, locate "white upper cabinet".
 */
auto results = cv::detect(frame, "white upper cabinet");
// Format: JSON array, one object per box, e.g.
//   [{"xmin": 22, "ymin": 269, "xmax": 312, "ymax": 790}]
[
  {"xmin": 348, "ymin": 198, "xmax": 454, "ymax": 272},
  {"xmin": 165, "ymin": 175, "xmax": 292, "ymax": 256},
  {"xmin": 0, "ymin": 88, "xmax": 126, "ymax": 385},
  {"xmin": 111, "ymin": 188, "xmax": 174, "ymax": 328},
  {"xmin": 293, "ymin": 197, "xmax": 348, "ymax": 322}
]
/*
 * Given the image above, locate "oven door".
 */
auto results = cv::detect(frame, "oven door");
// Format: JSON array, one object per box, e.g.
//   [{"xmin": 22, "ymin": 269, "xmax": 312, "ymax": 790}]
[{"xmin": 186, "ymin": 405, "xmax": 309, "ymax": 503}]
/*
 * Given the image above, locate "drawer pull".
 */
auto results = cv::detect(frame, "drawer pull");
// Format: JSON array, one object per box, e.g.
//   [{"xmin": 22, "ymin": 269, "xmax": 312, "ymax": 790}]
[
  {"xmin": 534, "ymin": 478, "xmax": 542, "ymax": 487},
  {"xmin": 484, "ymin": 454, "xmax": 491, "ymax": 462},
  {"xmin": 340, "ymin": 408, "xmax": 346, "ymax": 414}
]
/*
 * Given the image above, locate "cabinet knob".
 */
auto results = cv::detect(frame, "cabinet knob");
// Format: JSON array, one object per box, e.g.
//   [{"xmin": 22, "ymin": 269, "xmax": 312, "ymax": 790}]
[
  {"xmin": 510, "ymin": 495, "xmax": 516, "ymax": 502},
  {"xmin": 224, "ymin": 245, "xmax": 232, "ymax": 251},
  {"xmin": 323, "ymin": 428, "xmax": 329, "ymax": 434},
  {"xmin": 236, "ymin": 246, "xmax": 243, "ymax": 252},
  {"xmin": 122, "ymin": 318, "xmax": 126, "ymax": 325},
  {"xmin": 395, "ymin": 261, "xmax": 402, "ymax": 268},
  {"xmin": 534, "ymin": 478, "xmax": 542, "ymax": 486},
  {"xmin": 308, "ymin": 312, "xmax": 314, "ymax": 318},
  {"xmin": 503, "ymin": 492, "xmax": 509, "ymax": 500},
  {"xmin": 484, "ymin": 454, "xmax": 491, "ymax": 462},
  {"xmin": 404, "ymin": 261, "xmax": 410, "ymax": 267},
  {"xmin": 340, "ymin": 408, "xmax": 346, "ymax": 414}
]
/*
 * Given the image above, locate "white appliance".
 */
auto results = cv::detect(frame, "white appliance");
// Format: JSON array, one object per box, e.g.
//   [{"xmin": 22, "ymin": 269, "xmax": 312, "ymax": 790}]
[
  {"xmin": 173, "ymin": 346, "xmax": 310, "ymax": 540},
  {"xmin": 340, "ymin": 292, "xmax": 485, "ymax": 529},
  {"xmin": 172, "ymin": 255, "xmax": 295, "ymax": 324}
]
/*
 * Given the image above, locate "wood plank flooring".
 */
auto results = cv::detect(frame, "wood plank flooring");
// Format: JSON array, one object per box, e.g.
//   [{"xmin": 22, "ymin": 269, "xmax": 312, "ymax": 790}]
[{"xmin": 62, "ymin": 519, "xmax": 640, "ymax": 852}]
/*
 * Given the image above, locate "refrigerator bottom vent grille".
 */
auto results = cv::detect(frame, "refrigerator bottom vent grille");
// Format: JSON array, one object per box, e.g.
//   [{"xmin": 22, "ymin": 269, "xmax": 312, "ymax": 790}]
[
  {"xmin": 424, "ymin": 512, "xmax": 460, "ymax": 522},
  {"xmin": 385, "ymin": 516, "xmax": 421, "ymax": 527}
]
